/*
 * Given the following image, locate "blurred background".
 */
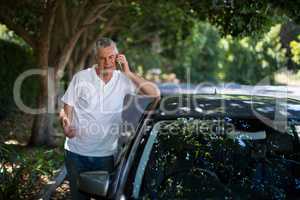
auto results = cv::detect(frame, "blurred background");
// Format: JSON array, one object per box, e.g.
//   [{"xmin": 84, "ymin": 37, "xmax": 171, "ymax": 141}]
[{"xmin": 1, "ymin": 0, "xmax": 300, "ymax": 199}]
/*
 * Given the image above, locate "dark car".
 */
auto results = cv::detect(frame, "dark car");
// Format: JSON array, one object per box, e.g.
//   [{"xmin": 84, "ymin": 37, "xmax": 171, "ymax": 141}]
[{"xmin": 79, "ymin": 94, "xmax": 300, "ymax": 200}]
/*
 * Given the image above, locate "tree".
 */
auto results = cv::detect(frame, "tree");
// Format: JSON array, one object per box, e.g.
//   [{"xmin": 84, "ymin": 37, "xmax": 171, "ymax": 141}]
[
  {"xmin": 1, "ymin": 0, "xmax": 299, "ymax": 147},
  {"xmin": 0, "ymin": 0, "xmax": 115, "ymax": 146}
]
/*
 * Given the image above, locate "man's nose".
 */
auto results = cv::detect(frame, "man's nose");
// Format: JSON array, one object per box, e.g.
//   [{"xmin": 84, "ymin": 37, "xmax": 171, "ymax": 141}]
[{"xmin": 104, "ymin": 58, "xmax": 108, "ymax": 65}]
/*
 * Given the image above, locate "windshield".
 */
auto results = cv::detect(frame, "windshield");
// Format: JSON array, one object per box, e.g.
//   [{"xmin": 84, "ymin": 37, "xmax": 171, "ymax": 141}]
[{"xmin": 132, "ymin": 119, "xmax": 300, "ymax": 199}]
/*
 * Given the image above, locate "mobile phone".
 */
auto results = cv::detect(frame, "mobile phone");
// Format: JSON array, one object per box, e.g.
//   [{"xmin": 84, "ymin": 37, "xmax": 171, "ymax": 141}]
[{"xmin": 116, "ymin": 60, "xmax": 123, "ymax": 71}]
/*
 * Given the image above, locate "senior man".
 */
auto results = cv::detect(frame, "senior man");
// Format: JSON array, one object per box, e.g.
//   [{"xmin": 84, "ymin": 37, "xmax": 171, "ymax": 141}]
[{"xmin": 59, "ymin": 37, "xmax": 160, "ymax": 200}]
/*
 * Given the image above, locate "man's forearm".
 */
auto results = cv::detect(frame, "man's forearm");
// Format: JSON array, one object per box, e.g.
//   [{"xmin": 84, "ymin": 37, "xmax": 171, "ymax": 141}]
[
  {"xmin": 59, "ymin": 104, "xmax": 76, "ymax": 138},
  {"xmin": 126, "ymin": 72, "xmax": 160, "ymax": 97},
  {"xmin": 117, "ymin": 54, "xmax": 160, "ymax": 97},
  {"xmin": 60, "ymin": 104, "xmax": 74, "ymax": 124}
]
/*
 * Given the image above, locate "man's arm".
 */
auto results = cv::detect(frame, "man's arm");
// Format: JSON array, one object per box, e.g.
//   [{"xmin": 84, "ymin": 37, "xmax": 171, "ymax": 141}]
[
  {"xmin": 116, "ymin": 54, "xmax": 161, "ymax": 97},
  {"xmin": 126, "ymin": 72, "xmax": 161, "ymax": 97},
  {"xmin": 59, "ymin": 104, "xmax": 76, "ymax": 138}
]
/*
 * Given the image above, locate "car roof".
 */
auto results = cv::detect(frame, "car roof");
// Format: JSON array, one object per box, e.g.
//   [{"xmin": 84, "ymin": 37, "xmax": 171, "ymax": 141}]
[{"xmin": 154, "ymin": 94, "xmax": 300, "ymax": 120}]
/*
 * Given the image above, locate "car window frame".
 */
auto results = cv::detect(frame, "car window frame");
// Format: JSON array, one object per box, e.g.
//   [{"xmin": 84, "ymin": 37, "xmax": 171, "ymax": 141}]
[{"xmin": 131, "ymin": 121, "xmax": 167, "ymax": 198}]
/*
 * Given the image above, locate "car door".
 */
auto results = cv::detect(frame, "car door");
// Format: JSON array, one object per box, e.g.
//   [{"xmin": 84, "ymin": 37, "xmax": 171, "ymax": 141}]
[{"xmin": 109, "ymin": 94, "xmax": 159, "ymax": 199}]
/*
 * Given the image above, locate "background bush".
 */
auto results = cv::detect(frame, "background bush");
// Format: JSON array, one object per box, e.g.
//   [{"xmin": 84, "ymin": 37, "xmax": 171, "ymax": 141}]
[
  {"xmin": 0, "ymin": 38, "xmax": 37, "ymax": 120},
  {"xmin": 221, "ymin": 24, "xmax": 287, "ymax": 84},
  {"xmin": 174, "ymin": 21, "xmax": 222, "ymax": 83},
  {"xmin": 122, "ymin": 22, "xmax": 291, "ymax": 85},
  {"xmin": 0, "ymin": 144, "xmax": 64, "ymax": 199}
]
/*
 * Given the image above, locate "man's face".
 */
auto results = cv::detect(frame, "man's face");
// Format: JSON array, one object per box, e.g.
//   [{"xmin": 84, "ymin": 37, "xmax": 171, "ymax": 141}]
[{"xmin": 96, "ymin": 45, "xmax": 117, "ymax": 72}]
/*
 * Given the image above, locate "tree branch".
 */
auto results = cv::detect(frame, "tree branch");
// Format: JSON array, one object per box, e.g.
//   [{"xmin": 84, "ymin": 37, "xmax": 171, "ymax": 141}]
[
  {"xmin": 60, "ymin": 0, "xmax": 70, "ymax": 38},
  {"xmin": 55, "ymin": 26, "xmax": 85, "ymax": 79},
  {"xmin": 82, "ymin": 2, "xmax": 113, "ymax": 26},
  {"xmin": 55, "ymin": 1, "xmax": 113, "ymax": 79},
  {"xmin": 45, "ymin": 0, "xmax": 62, "ymax": 41},
  {"xmin": 76, "ymin": 15, "xmax": 119, "ymax": 70},
  {"xmin": 0, "ymin": 12, "xmax": 36, "ymax": 48},
  {"xmin": 71, "ymin": 0, "xmax": 88, "ymax": 33}
]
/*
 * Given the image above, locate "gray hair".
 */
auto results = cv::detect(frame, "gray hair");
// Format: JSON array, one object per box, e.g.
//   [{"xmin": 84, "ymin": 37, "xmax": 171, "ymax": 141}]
[{"xmin": 94, "ymin": 37, "xmax": 119, "ymax": 57}]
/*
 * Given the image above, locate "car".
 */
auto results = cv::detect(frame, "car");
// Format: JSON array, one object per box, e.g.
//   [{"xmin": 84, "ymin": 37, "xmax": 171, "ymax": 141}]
[{"xmin": 78, "ymin": 94, "xmax": 300, "ymax": 200}]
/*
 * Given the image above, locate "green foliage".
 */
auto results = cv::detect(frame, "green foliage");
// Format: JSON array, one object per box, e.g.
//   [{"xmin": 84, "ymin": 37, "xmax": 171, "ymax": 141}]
[
  {"xmin": 290, "ymin": 35, "xmax": 300, "ymax": 65},
  {"xmin": 77, "ymin": 1, "xmax": 297, "ymax": 85},
  {"xmin": 0, "ymin": 25, "xmax": 28, "ymax": 46},
  {"xmin": 164, "ymin": 22, "xmax": 287, "ymax": 84},
  {"xmin": 118, "ymin": 0, "xmax": 189, "ymax": 76},
  {"xmin": 219, "ymin": 36, "xmax": 261, "ymax": 84},
  {"xmin": 174, "ymin": 21, "xmax": 222, "ymax": 83},
  {"xmin": 0, "ymin": 1, "xmax": 42, "ymax": 40},
  {"xmin": 0, "ymin": 38, "xmax": 37, "ymax": 119},
  {"xmin": 221, "ymin": 24, "xmax": 287, "ymax": 84},
  {"xmin": 207, "ymin": 1, "xmax": 289, "ymax": 37},
  {"xmin": 122, "ymin": 21, "xmax": 288, "ymax": 85},
  {"xmin": 115, "ymin": 1, "xmax": 296, "ymax": 85},
  {"xmin": 120, "ymin": 47, "xmax": 169, "ymax": 74},
  {"xmin": 154, "ymin": 0, "xmax": 289, "ymax": 38},
  {"xmin": 0, "ymin": 144, "xmax": 64, "ymax": 199}
]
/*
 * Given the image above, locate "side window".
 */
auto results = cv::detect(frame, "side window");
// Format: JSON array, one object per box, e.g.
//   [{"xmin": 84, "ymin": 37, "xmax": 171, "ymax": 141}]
[
  {"xmin": 116, "ymin": 94, "xmax": 156, "ymax": 164},
  {"xmin": 122, "ymin": 94, "xmax": 156, "ymax": 134}
]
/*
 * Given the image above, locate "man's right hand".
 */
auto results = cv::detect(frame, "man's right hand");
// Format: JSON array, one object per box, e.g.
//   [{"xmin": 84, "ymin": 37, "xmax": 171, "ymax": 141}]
[{"xmin": 61, "ymin": 116, "xmax": 76, "ymax": 138}]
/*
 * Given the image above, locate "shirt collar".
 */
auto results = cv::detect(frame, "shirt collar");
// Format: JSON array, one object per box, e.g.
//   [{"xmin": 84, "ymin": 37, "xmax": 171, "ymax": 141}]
[{"xmin": 93, "ymin": 64, "xmax": 117, "ymax": 87}]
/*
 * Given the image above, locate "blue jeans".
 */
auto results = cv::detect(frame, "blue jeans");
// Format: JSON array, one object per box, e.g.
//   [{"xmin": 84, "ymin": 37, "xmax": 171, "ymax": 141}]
[{"xmin": 64, "ymin": 150, "xmax": 114, "ymax": 200}]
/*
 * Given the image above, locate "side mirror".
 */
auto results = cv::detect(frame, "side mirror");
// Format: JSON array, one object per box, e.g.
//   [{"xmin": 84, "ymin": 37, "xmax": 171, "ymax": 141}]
[{"xmin": 78, "ymin": 171, "xmax": 110, "ymax": 197}]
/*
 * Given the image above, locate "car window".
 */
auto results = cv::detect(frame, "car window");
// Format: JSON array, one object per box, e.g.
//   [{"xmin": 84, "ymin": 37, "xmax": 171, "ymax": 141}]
[
  {"xmin": 132, "ymin": 118, "xmax": 300, "ymax": 199},
  {"xmin": 122, "ymin": 94, "xmax": 156, "ymax": 133},
  {"xmin": 116, "ymin": 94, "xmax": 156, "ymax": 164}
]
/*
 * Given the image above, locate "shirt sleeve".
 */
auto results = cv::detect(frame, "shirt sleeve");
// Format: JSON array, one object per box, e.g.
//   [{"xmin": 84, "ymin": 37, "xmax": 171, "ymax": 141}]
[
  {"xmin": 61, "ymin": 74, "xmax": 78, "ymax": 106},
  {"xmin": 124, "ymin": 74, "xmax": 137, "ymax": 95}
]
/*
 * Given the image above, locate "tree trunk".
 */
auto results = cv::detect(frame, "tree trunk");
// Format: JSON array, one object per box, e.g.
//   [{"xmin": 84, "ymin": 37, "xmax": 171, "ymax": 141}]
[
  {"xmin": 29, "ymin": 104, "xmax": 56, "ymax": 147},
  {"xmin": 28, "ymin": 42, "xmax": 57, "ymax": 147},
  {"xmin": 27, "ymin": 0, "xmax": 112, "ymax": 147}
]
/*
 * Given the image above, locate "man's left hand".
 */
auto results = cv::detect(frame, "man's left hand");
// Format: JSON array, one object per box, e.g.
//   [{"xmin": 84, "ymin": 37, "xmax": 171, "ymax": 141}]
[{"xmin": 116, "ymin": 54, "xmax": 131, "ymax": 76}]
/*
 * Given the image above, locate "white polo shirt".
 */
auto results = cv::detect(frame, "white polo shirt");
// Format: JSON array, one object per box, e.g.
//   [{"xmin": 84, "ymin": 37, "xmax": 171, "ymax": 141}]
[{"xmin": 61, "ymin": 65, "xmax": 136, "ymax": 157}]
